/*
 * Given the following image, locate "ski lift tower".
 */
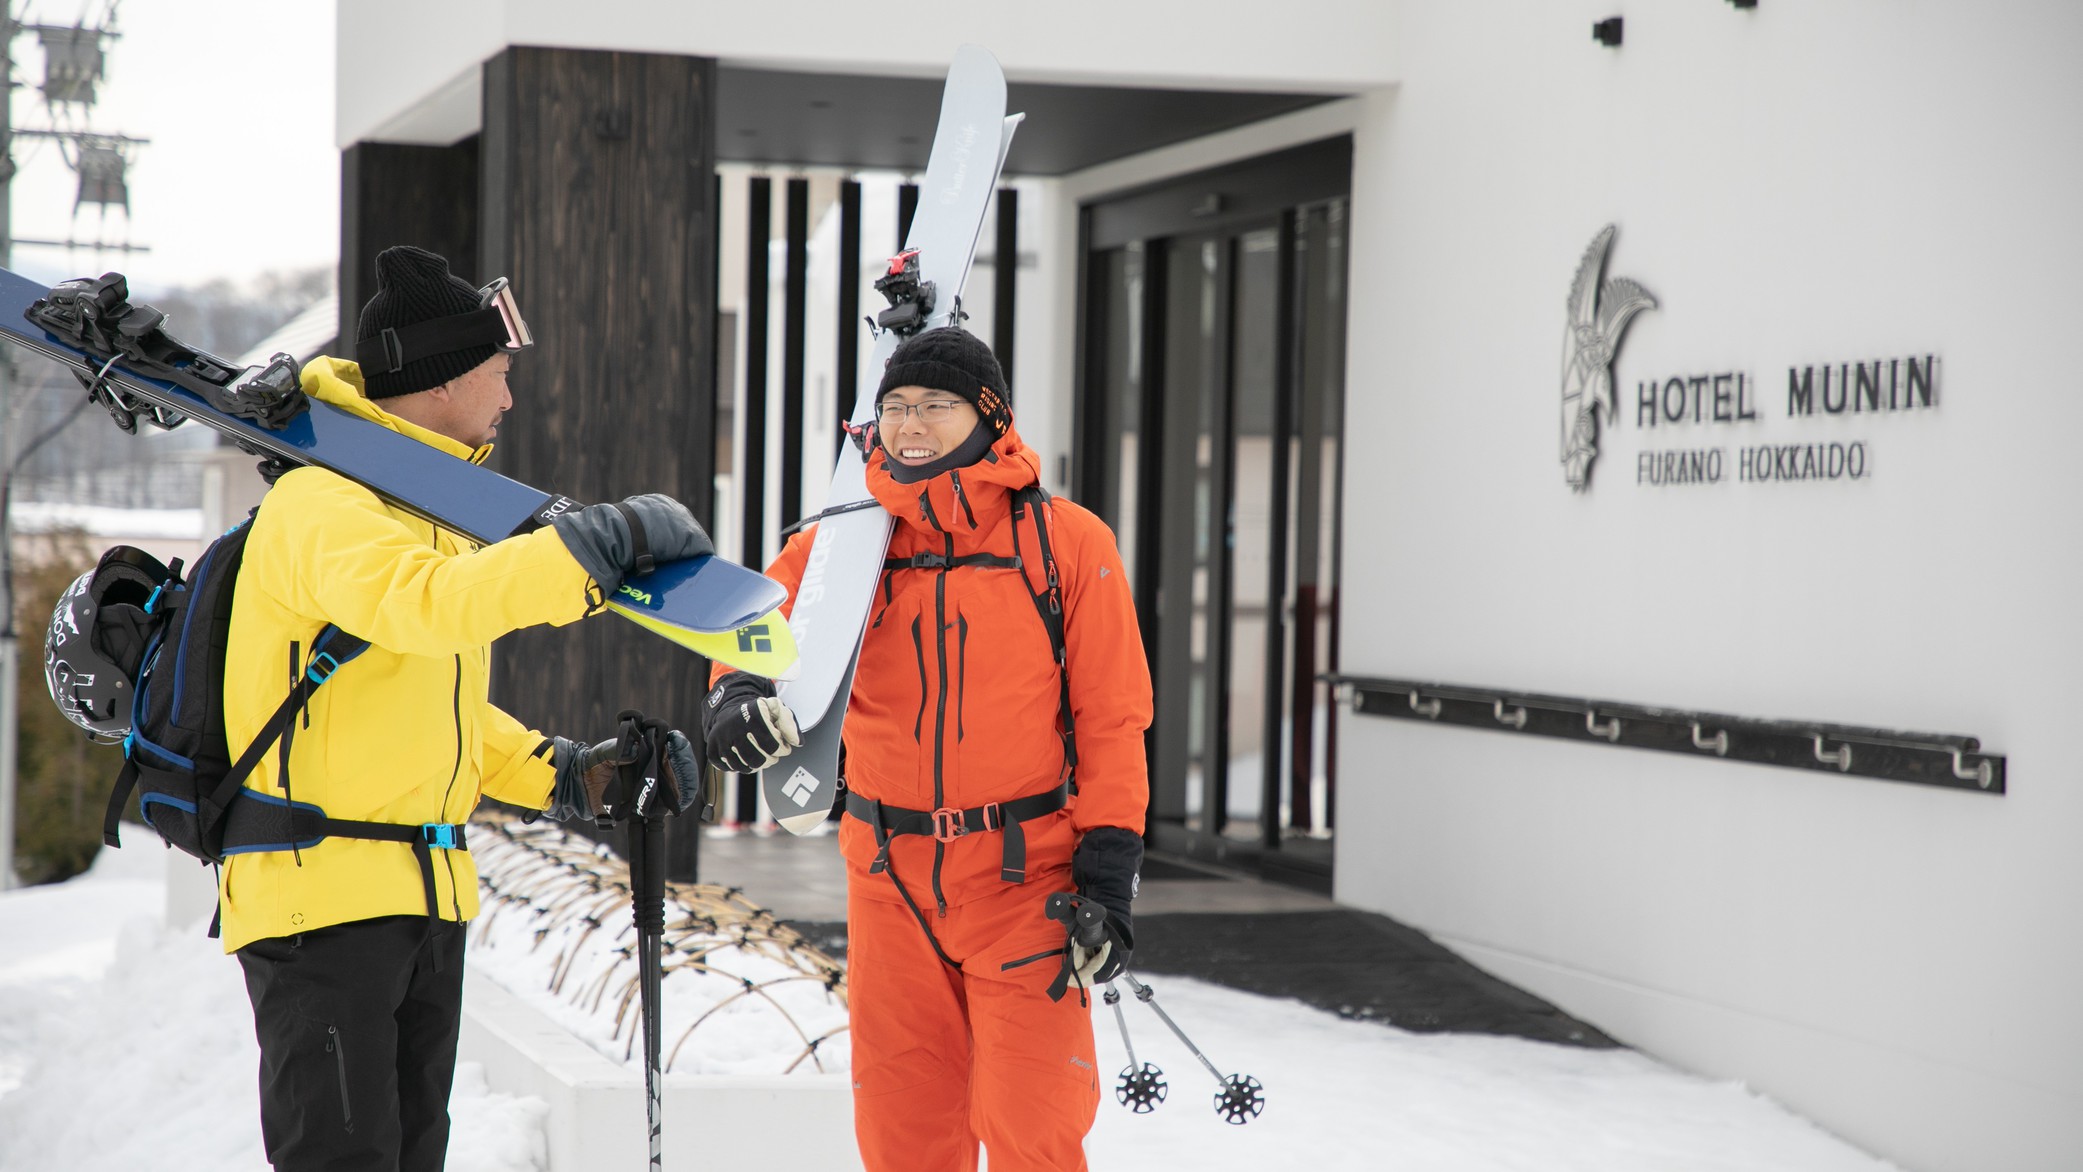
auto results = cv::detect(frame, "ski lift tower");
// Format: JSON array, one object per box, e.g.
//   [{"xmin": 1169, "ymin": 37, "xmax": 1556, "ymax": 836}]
[{"xmin": 0, "ymin": 2, "xmax": 147, "ymax": 889}]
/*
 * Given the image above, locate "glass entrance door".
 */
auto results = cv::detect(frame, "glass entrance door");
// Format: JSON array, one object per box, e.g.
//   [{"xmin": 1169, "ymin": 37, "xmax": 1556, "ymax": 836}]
[{"xmin": 1079, "ymin": 140, "xmax": 1349, "ymax": 888}]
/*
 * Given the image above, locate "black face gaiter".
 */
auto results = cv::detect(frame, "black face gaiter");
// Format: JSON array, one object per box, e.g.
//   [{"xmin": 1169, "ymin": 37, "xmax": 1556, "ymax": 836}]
[{"xmin": 882, "ymin": 420, "xmax": 996, "ymax": 484}]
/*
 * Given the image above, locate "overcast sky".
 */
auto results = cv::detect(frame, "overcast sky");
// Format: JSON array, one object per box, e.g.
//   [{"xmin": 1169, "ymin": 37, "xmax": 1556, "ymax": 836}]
[{"xmin": 7, "ymin": 0, "xmax": 338, "ymax": 293}]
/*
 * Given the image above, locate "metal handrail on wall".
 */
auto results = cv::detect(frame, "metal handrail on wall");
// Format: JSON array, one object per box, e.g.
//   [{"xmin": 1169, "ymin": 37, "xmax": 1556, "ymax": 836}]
[{"xmin": 1326, "ymin": 675, "xmax": 2005, "ymax": 795}]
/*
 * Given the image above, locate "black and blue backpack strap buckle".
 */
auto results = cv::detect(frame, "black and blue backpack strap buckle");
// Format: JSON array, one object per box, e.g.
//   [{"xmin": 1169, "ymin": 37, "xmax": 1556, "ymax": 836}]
[{"xmin": 420, "ymin": 822, "xmax": 464, "ymax": 850}]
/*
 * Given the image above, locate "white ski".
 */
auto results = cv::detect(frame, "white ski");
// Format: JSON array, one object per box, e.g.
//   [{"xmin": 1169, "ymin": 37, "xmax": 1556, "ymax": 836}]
[{"xmin": 760, "ymin": 47, "xmax": 1021, "ymax": 833}]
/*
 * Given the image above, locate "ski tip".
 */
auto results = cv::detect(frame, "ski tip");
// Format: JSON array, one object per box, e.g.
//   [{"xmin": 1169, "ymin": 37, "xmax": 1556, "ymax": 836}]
[{"xmin": 609, "ymin": 603, "xmax": 800, "ymax": 677}]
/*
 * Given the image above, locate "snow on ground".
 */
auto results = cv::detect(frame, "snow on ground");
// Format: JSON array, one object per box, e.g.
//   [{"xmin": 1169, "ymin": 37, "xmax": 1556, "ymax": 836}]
[
  {"xmin": 1086, "ymin": 977, "xmax": 1895, "ymax": 1172},
  {"xmin": 464, "ymin": 823, "xmax": 851, "ymax": 1077},
  {"xmin": 0, "ymin": 847, "xmax": 1901, "ymax": 1172},
  {"xmin": 0, "ymin": 850, "xmax": 543, "ymax": 1172}
]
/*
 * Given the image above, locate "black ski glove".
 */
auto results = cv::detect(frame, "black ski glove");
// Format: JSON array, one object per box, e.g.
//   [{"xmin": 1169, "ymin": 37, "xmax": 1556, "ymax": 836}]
[
  {"xmin": 546, "ymin": 730, "xmax": 707, "ymax": 820},
  {"xmin": 551, "ymin": 494, "xmax": 715, "ymax": 599},
  {"xmin": 1072, "ymin": 826, "xmax": 1143, "ymax": 984},
  {"xmin": 545, "ymin": 736, "xmax": 625, "ymax": 821},
  {"xmin": 659, "ymin": 729, "xmax": 708, "ymax": 816},
  {"xmin": 703, "ymin": 671, "xmax": 801, "ymax": 773}
]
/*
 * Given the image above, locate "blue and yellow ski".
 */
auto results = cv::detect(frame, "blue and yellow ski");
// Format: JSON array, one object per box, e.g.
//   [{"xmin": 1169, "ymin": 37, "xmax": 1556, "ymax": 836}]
[{"xmin": 0, "ymin": 266, "xmax": 795, "ymax": 676}]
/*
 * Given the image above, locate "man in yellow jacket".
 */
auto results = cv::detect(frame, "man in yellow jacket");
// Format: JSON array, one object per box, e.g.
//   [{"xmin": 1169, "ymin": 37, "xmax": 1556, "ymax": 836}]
[{"xmin": 223, "ymin": 245, "xmax": 704, "ymax": 1172}]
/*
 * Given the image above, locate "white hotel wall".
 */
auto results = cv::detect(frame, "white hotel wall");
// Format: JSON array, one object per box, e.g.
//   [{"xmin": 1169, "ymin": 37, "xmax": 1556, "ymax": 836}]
[
  {"xmin": 1336, "ymin": 3, "xmax": 2083, "ymax": 1170},
  {"xmin": 329, "ymin": 0, "xmax": 2083, "ymax": 1166}
]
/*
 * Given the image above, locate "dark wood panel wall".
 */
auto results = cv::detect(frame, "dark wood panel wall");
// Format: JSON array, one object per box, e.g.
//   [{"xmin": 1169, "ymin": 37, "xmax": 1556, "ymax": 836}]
[
  {"xmin": 836, "ymin": 179, "xmax": 862, "ymax": 449},
  {"xmin": 339, "ymin": 142, "xmax": 481, "ymax": 349},
  {"xmin": 476, "ymin": 47, "xmax": 720, "ymax": 875},
  {"xmin": 741, "ymin": 177, "xmax": 771, "ymax": 570},
  {"xmin": 781, "ymin": 178, "xmax": 809, "ymax": 530},
  {"xmin": 994, "ymin": 186, "xmax": 1018, "ymax": 395}
]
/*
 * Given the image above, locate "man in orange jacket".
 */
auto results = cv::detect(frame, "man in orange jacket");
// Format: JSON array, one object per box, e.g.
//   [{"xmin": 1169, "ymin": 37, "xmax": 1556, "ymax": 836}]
[{"xmin": 705, "ymin": 327, "xmax": 1151, "ymax": 1172}]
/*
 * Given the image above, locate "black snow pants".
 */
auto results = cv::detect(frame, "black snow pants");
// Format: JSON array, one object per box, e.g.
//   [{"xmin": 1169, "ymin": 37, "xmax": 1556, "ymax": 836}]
[{"xmin": 236, "ymin": 915, "xmax": 467, "ymax": 1172}]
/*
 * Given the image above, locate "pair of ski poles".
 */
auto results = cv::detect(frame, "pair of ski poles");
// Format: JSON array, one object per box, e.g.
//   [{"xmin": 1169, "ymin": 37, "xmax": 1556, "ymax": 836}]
[{"xmin": 1045, "ymin": 892, "xmax": 1267, "ymax": 1125}]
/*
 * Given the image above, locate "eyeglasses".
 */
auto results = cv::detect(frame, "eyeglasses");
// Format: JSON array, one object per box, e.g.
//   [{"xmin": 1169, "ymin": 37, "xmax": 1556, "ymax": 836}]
[{"xmin": 877, "ymin": 400, "xmax": 970, "ymax": 425}]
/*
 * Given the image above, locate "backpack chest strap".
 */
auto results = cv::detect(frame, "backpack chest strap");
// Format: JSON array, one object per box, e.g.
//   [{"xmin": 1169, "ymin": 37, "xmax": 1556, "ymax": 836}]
[{"xmin": 882, "ymin": 551, "xmax": 1021, "ymax": 572}]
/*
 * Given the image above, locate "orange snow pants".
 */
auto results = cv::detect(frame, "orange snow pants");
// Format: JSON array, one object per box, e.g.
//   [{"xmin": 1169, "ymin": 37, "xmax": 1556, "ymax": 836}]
[{"xmin": 848, "ymin": 867, "xmax": 1101, "ymax": 1172}]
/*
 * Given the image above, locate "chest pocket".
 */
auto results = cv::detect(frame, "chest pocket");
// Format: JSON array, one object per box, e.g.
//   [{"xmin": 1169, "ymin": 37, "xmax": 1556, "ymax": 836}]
[
  {"xmin": 866, "ymin": 486, "xmax": 1077, "ymax": 769},
  {"xmin": 853, "ymin": 583, "xmax": 931, "ymax": 746}
]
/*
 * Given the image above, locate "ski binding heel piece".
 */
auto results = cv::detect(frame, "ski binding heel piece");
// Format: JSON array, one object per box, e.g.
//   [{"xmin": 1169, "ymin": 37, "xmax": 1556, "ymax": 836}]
[{"xmin": 872, "ymin": 249, "xmax": 937, "ymax": 336}]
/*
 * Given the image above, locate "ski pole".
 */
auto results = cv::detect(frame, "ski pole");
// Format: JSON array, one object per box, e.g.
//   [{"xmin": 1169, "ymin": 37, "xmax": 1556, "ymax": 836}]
[
  {"xmin": 1044, "ymin": 892, "xmax": 1260, "ymax": 1122},
  {"xmin": 1045, "ymin": 892, "xmax": 1164, "ymax": 1108},
  {"xmin": 613, "ymin": 709, "xmax": 676, "ymax": 1171},
  {"xmin": 1116, "ymin": 971, "xmax": 1266, "ymax": 1125},
  {"xmin": 1103, "ymin": 984, "xmax": 1167, "ymax": 1113}
]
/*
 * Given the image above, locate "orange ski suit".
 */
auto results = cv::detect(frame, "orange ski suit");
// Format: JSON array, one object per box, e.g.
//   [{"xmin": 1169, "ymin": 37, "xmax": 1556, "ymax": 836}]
[{"xmin": 731, "ymin": 424, "xmax": 1151, "ymax": 1171}]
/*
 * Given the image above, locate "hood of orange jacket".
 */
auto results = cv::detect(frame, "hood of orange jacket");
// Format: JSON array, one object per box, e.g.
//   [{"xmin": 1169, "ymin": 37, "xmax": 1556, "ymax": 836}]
[{"xmin": 863, "ymin": 422, "xmax": 1043, "ymax": 547}]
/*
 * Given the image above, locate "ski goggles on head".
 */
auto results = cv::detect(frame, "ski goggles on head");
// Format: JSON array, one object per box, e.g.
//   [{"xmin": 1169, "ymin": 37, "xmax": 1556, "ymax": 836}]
[
  {"xmin": 355, "ymin": 276, "xmax": 534, "ymax": 375},
  {"xmin": 478, "ymin": 277, "xmax": 532, "ymax": 352}
]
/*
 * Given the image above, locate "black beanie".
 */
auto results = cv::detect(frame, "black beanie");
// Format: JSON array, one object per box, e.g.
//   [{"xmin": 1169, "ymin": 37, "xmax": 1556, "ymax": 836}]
[
  {"xmin": 875, "ymin": 327, "xmax": 1012, "ymax": 438},
  {"xmin": 355, "ymin": 246, "xmax": 496, "ymax": 399}
]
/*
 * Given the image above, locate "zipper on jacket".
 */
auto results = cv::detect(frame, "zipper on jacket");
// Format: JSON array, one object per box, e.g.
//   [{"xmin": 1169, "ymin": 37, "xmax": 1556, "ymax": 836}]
[
  {"xmin": 283, "ymin": 641, "xmax": 305, "ymax": 866},
  {"xmin": 929, "ymin": 533, "xmax": 953, "ymax": 917},
  {"xmin": 874, "ymin": 570, "xmax": 896, "ymax": 626},
  {"xmin": 326, "ymin": 1025, "xmax": 355, "ymax": 1132},
  {"xmin": 956, "ymin": 614, "xmax": 969, "ymax": 741},
  {"xmin": 949, "ymin": 471, "xmax": 979, "ymax": 529},
  {"xmin": 910, "ymin": 617, "xmax": 927, "ymax": 742},
  {"xmin": 427, "ymin": 521, "xmax": 468, "ymax": 924},
  {"xmin": 919, "ymin": 489, "xmax": 946, "ymax": 534},
  {"xmin": 441, "ymin": 654, "xmax": 464, "ymax": 922}
]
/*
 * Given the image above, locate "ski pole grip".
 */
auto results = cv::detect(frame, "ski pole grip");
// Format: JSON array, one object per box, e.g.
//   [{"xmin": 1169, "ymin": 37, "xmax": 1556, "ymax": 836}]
[
  {"xmin": 594, "ymin": 710, "xmax": 647, "ymax": 827},
  {"xmin": 638, "ymin": 716, "xmax": 675, "ymax": 819},
  {"xmin": 1045, "ymin": 891, "xmax": 1110, "ymax": 949}
]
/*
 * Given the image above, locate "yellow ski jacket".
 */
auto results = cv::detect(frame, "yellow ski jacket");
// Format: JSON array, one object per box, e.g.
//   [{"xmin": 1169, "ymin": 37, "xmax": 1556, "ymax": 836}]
[{"xmin": 216, "ymin": 358, "xmax": 595, "ymax": 952}]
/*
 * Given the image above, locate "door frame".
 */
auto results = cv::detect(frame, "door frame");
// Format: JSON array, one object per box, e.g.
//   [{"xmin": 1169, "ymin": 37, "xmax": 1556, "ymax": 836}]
[{"xmin": 1074, "ymin": 136, "xmax": 1352, "ymax": 890}]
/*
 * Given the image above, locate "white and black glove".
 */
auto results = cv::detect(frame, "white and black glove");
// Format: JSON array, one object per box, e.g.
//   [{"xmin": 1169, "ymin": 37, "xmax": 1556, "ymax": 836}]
[
  {"xmin": 658, "ymin": 729, "xmax": 706, "ymax": 815},
  {"xmin": 703, "ymin": 671, "xmax": 801, "ymax": 773},
  {"xmin": 1071, "ymin": 938, "xmax": 1116, "ymax": 987},
  {"xmin": 551, "ymin": 494, "xmax": 714, "ymax": 599}
]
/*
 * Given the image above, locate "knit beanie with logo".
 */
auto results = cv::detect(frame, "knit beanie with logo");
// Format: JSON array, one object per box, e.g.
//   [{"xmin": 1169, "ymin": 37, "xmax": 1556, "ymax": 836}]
[{"xmin": 875, "ymin": 327, "xmax": 1012, "ymax": 438}]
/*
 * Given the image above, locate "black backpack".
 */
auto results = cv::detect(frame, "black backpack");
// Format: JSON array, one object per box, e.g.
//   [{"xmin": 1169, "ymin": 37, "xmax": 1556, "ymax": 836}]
[{"xmin": 66, "ymin": 516, "xmax": 369, "ymax": 864}]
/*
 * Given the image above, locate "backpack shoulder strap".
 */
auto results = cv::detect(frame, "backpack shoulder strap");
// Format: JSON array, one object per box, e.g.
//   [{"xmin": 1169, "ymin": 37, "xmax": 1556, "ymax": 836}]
[
  {"xmin": 1011, "ymin": 485, "xmax": 1078, "ymax": 775},
  {"xmin": 203, "ymin": 624, "xmax": 371, "ymax": 840},
  {"xmin": 102, "ymin": 758, "xmax": 142, "ymax": 849}
]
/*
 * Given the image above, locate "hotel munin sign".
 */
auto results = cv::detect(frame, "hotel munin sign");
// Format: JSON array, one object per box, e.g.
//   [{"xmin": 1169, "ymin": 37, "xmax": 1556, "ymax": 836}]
[{"xmin": 1557, "ymin": 224, "xmax": 1939, "ymax": 493}]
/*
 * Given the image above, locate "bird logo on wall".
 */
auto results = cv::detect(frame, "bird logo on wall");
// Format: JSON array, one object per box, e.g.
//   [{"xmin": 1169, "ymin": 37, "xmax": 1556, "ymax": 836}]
[{"xmin": 1559, "ymin": 224, "xmax": 1656, "ymax": 491}]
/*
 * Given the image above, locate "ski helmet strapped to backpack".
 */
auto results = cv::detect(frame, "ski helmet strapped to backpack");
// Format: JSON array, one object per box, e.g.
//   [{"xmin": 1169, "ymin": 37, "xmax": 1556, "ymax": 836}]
[
  {"xmin": 46, "ymin": 545, "xmax": 168, "ymax": 741},
  {"xmin": 44, "ymin": 518, "xmax": 369, "ymax": 866}
]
